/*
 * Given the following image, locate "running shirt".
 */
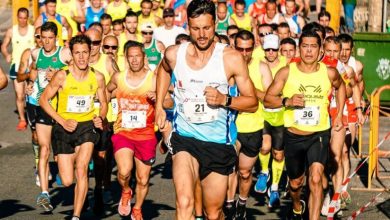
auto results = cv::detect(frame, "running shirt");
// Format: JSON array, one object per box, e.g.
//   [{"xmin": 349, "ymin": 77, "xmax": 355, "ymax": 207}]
[
  {"xmin": 236, "ymin": 59, "xmax": 264, "ymax": 133},
  {"xmin": 42, "ymin": 13, "xmax": 64, "ymax": 46},
  {"xmin": 231, "ymin": 13, "xmax": 252, "ymax": 31},
  {"xmin": 85, "ymin": 6, "xmax": 104, "ymax": 30},
  {"xmin": 145, "ymin": 39, "xmax": 162, "ymax": 71},
  {"xmin": 36, "ymin": 47, "xmax": 67, "ymax": 101},
  {"xmin": 56, "ymin": 0, "xmax": 78, "ymax": 37},
  {"xmin": 172, "ymin": 42, "xmax": 238, "ymax": 145},
  {"xmin": 128, "ymin": 0, "xmax": 142, "ymax": 12},
  {"xmin": 216, "ymin": 15, "xmax": 231, "ymax": 35},
  {"xmin": 113, "ymin": 70, "xmax": 156, "ymax": 140},
  {"xmin": 106, "ymin": 1, "xmax": 128, "ymax": 21},
  {"xmin": 260, "ymin": 13, "xmax": 282, "ymax": 25},
  {"xmin": 118, "ymin": 32, "xmax": 142, "ymax": 56},
  {"xmin": 138, "ymin": 14, "xmax": 158, "ymax": 32},
  {"xmin": 285, "ymin": 15, "xmax": 301, "ymax": 35},
  {"xmin": 56, "ymin": 67, "xmax": 98, "ymax": 122},
  {"xmin": 283, "ymin": 62, "xmax": 332, "ymax": 132},
  {"xmin": 249, "ymin": 1, "xmax": 266, "ymax": 19},
  {"xmin": 11, "ymin": 24, "xmax": 35, "ymax": 69}
]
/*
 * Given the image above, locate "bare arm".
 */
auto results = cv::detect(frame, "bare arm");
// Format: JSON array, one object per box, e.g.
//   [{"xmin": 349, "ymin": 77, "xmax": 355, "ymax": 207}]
[
  {"xmin": 356, "ymin": 61, "xmax": 364, "ymax": 95},
  {"xmin": 264, "ymin": 66, "xmax": 290, "ymax": 108},
  {"xmin": 329, "ymin": 67, "xmax": 346, "ymax": 124},
  {"xmin": 0, "ymin": 66, "xmax": 8, "ymax": 90},
  {"xmin": 257, "ymin": 61, "xmax": 273, "ymax": 101},
  {"xmin": 34, "ymin": 15, "xmax": 43, "ymax": 28},
  {"xmin": 95, "ymin": 71, "xmax": 108, "ymax": 119},
  {"xmin": 71, "ymin": 3, "xmax": 86, "ymax": 24},
  {"xmin": 106, "ymin": 71, "xmax": 119, "ymax": 102},
  {"xmin": 1, "ymin": 28, "xmax": 12, "ymax": 63},
  {"xmin": 61, "ymin": 16, "xmax": 73, "ymax": 41}
]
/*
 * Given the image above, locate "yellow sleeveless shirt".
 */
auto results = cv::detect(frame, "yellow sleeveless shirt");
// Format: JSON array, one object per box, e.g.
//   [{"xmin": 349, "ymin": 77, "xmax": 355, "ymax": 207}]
[
  {"xmin": 231, "ymin": 13, "xmax": 252, "ymax": 31},
  {"xmin": 56, "ymin": 0, "xmax": 78, "ymax": 38},
  {"xmin": 106, "ymin": 1, "xmax": 128, "ymax": 21},
  {"xmin": 283, "ymin": 62, "xmax": 331, "ymax": 132}
]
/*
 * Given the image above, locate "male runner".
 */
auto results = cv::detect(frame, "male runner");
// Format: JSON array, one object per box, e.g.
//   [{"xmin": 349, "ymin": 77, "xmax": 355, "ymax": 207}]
[
  {"xmin": 233, "ymin": 30, "xmax": 273, "ymax": 219},
  {"xmin": 29, "ymin": 21, "xmax": 72, "ymax": 212},
  {"xmin": 141, "ymin": 24, "xmax": 165, "ymax": 71},
  {"xmin": 118, "ymin": 10, "xmax": 142, "ymax": 57},
  {"xmin": 155, "ymin": 0, "xmax": 258, "ymax": 219},
  {"xmin": 1, "ymin": 7, "xmax": 35, "ymax": 131},
  {"xmin": 39, "ymin": 35, "xmax": 107, "ymax": 220},
  {"xmin": 264, "ymin": 31, "xmax": 346, "ymax": 220}
]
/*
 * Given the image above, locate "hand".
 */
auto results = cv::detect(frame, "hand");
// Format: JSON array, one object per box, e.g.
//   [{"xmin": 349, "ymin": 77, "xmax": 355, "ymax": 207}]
[
  {"xmin": 286, "ymin": 94, "xmax": 305, "ymax": 107},
  {"xmin": 25, "ymin": 83, "xmax": 34, "ymax": 95},
  {"xmin": 93, "ymin": 115, "xmax": 103, "ymax": 129},
  {"xmin": 155, "ymin": 107, "xmax": 169, "ymax": 132},
  {"xmin": 5, "ymin": 54, "xmax": 11, "ymax": 63},
  {"xmin": 204, "ymin": 86, "xmax": 225, "ymax": 107},
  {"xmin": 333, "ymin": 116, "xmax": 343, "ymax": 132},
  {"xmin": 62, "ymin": 119, "xmax": 78, "ymax": 132},
  {"xmin": 146, "ymin": 91, "xmax": 156, "ymax": 102},
  {"xmin": 356, "ymin": 109, "xmax": 365, "ymax": 125}
]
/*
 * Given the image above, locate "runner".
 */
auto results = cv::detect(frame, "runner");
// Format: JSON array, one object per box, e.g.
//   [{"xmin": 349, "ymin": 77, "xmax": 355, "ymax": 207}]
[
  {"xmin": 215, "ymin": 2, "xmax": 236, "ymax": 36},
  {"xmin": 105, "ymin": 0, "xmax": 128, "ymax": 21},
  {"xmin": 17, "ymin": 26, "xmax": 43, "ymax": 186},
  {"xmin": 280, "ymin": 37, "xmax": 297, "ymax": 62},
  {"xmin": 85, "ymin": 0, "xmax": 105, "ymax": 30},
  {"xmin": 155, "ymin": 0, "xmax": 258, "ymax": 218},
  {"xmin": 106, "ymin": 40, "xmax": 171, "ymax": 218},
  {"xmin": 1, "ymin": 7, "xmax": 35, "ymax": 131},
  {"xmin": 39, "ymin": 35, "xmax": 107, "ymax": 220},
  {"xmin": 231, "ymin": 0, "xmax": 254, "ymax": 31},
  {"xmin": 138, "ymin": 0, "xmax": 163, "ymax": 31},
  {"xmin": 29, "ymin": 21, "xmax": 72, "ymax": 212},
  {"xmin": 233, "ymin": 30, "xmax": 273, "ymax": 219},
  {"xmin": 112, "ymin": 19, "xmax": 124, "ymax": 37},
  {"xmin": 153, "ymin": 8, "xmax": 187, "ymax": 48},
  {"xmin": 257, "ymin": 0, "xmax": 286, "ymax": 25},
  {"xmin": 118, "ymin": 10, "xmax": 142, "ymax": 57},
  {"xmin": 264, "ymin": 31, "xmax": 346, "ymax": 220},
  {"xmin": 100, "ymin": 13, "xmax": 113, "ymax": 38},
  {"xmin": 283, "ymin": 0, "xmax": 305, "ymax": 38},
  {"xmin": 141, "ymin": 24, "xmax": 165, "ymax": 71}
]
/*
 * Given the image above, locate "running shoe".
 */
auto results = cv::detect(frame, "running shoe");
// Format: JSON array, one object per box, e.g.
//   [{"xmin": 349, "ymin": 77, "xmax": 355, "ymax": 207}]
[
  {"xmin": 290, "ymin": 200, "xmax": 305, "ymax": 220},
  {"xmin": 321, "ymin": 191, "xmax": 330, "ymax": 216},
  {"xmin": 267, "ymin": 188, "xmax": 280, "ymax": 208},
  {"xmin": 118, "ymin": 189, "xmax": 132, "ymax": 216},
  {"xmin": 131, "ymin": 207, "xmax": 143, "ymax": 220},
  {"xmin": 254, "ymin": 172, "xmax": 269, "ymax": 193},
  {"xmin": 16, "ymin": 120, "xmax": 27, "ymax": 131},
  {"xmin": 235, "ymin": 200, "xmax": 247, "ymax": 220},
  {"xmin": 223, "ymin": 203, "xmax": 235, "ymax": 220},
  {"xmin": 36, "ymin": 192, "xmax": 53, "ymax": 212},
  {"xmin": 71, "ymin": 216, "xmax": 80, "ymax": 220}
]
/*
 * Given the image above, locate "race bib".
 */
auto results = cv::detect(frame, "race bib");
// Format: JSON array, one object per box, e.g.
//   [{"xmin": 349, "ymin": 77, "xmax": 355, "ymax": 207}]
[
  {"xmin": 294, "ymin": 106, "xmax": 320, "ymax": 125},
  {"xmin": 38, "ymin": 70, "xmax": 49, "ymax": 88},
  {"xmin": 183, "ymin": 98, "xmax": 219, "ymax": 123},
  {"xmin": 111, "ymin": 98, "xmax": 118, "ymax": 115},
  {"xmin": 66, "ymin": 95, "xmax": 93, "ymax": 113},
  {"xmin": 122, "ymin": 110, "xmax": 146, "ymax": 128}
]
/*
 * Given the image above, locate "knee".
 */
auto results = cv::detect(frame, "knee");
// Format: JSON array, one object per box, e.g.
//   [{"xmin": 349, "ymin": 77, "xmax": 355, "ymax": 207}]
[
  {"xmin": 176, "ymin": 195, "xmax": 194, "ymax": 211},
  {"xmin": 273, "ymin": 151, "xmax": 284, "ymax": 162},
  {"xmin": 61, "ymin": 176, "xmax": 73, "ymax": 187},
  {"xmin": 39, "ymin": 146, "xmax": 50, "ymax": 158},
  {"xmin": 290, "ymin": 178, "xmax": 304, "ymax": 191},
  {"xmin": 309, "ymin": 172, "xmax": 322, "ymax": 186},
  {"xmin": 205, "ymin": 209, "xmax": 223, "ymax": 220},
  {"xmin": 238, "ymin": 169, "xmax": 251, "ymax": 180},
  {"xmin": 118, "ymin": 169, "xmax": 131, "ymax": 180},
  {"xmin": 75, "ymin": 166, "xmax": 88, "ymax": 180},
  {"xmin": 136, "ymin": 175, "xmax": 150, "ymax": 188}
]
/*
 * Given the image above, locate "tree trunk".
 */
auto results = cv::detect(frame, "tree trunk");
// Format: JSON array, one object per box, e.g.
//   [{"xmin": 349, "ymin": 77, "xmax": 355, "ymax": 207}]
[
  {"xmin": 326, "ymin": 0, "xmax": 341, "ymax": 34},
  {"xmin": 368, "ymin": 0, "xmax": 383, "ymax": 32}
]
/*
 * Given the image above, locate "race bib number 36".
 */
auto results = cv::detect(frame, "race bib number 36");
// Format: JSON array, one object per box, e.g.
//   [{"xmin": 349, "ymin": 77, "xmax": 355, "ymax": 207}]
[
  {"xmin": 122, "ymin": 110, "xmax": 146, "ymax": 128},
  {"xmin": 183, "ymin": 98, "xmax": 218, "ymax": 123},
  {"xmin": 66, "ymin": 95, "xmax": 93, "ymax": 113},
  {"xmin": 294, "ymin": 106, "xmax": 320, "ymax": 126}
]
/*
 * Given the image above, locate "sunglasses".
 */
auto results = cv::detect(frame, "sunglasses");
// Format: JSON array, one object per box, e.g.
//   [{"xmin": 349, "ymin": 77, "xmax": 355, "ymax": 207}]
[
  {"xmin": 264, "ymin": 48, "xmax": 279, "ymax": 52},
  {"xmin": 34, "ymin": 34, "xmax": 41, "ymax": 39},
  {"xmin": 235, "ymin": 46, "xmax": 254, "ymax": 53},
  {"xmin": 141, "ymin": 31, "xmax": 153, "ymax": 35},
  {"xmin": 103, "ymin": 45, "xmax": 118, "ymax": 50},
  {"xmin": 91, "ymin": 40, "xmax": 102, "ymax": 46},
  {"xmin": 259, "ymin": 32, "xmax": 271, "ymax": 37}
]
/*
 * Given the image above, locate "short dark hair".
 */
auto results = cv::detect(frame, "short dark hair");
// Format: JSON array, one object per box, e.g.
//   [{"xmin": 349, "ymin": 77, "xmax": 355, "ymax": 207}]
[
  {"xmin": 187, "ymin": 0, "xmax": 216, "ymax": 22},
  {"xmin": 234, "ymin": 30, "xmax": 254, "ymax": 46},
  {"xmin": 175, "ymin": 34, "xmax": 191, "ymax": 44},
  {"xmin": 100, "ymin": 13, "xmax": 112, "ymax": 21},
  {"xmin": 112, "ymin": 19, "xmax": 123, "ymax": 26},
  {"xmin": 258, "ymin": 23, "xmax": 272, "ymax": 30},
  {"xmin": 302, "ymin": 22, "xmax": 325, "ymax": 40},
  {"xmin": 235, "ymin": 0, "xmax": 246, "ymax": 8},
  {"xmin": 318, "ymin": 10, "xmax": 331, "ymax": 21},
  {"xmin": 219, "ymin": 34, "xmax": 229, "ymax": 45},
  {"xmin": 338, "ymin": 33, "xmax": 354, "ymax": 48},
  {"xmin": 125, "ymin": 10, "xmax": 138, "ymax": 20},
  {"xmin": 41, "ymin": 21, "xmax": 58, "ymax": 36},
  {"xmin": 280, "ymin": 37, "xmax": 296, "ymax": 49},
  {"xmin": 69, "ymin": 35, "xmax": 92, "ymax": 53},
  {"xmin": 88, "ymin": 22, "xmax": 103, "ymax": 30},
  {"xmin": 17, "ymin": 7, "xmax": 29, "ymax": 16},
  {"xmin": 227, "ymin": 25, "xmax": 239, "ymax": 33},
  {"xmin": 278, "ymin": 22, "xmax": 290, "ymax": 29},
  {"xmin": 141, "ymin": 0, "xmax": 152, "ymax": 7},
  {"xmin": 45, "ymin": 0, "xmax": 56, "ymax": 5},
  {"xmin": 299, "ymin": 30, "xmax": 322, "ymax": 47},
  {"xmin": 324, "ymin": 36, "xmax": 340, "ymax": 46},
  {"xmin": 266, "ymin": 0, "xmax": 277, "ymax": 7},
  {"xmin": 124, "ymin": 40, "xmax": 144, "ymax": 56}
]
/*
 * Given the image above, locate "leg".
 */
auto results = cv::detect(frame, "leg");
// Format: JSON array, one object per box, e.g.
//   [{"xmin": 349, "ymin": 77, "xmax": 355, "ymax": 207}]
[
  {"xmin": 13, "ymin": 79, "xmax": 26, "ymax": 123},
  {"xmin": 57, "ymin": 154, "xmax": 76, "ymax": 187},
  {"xmin": 289, "ymin": 175, "xmax": 305, "ymax": 212},
  {"xmin": 133, "ymin": 157, "xmax": 153, "ymax": 209},
  {"xmin": 316, "ymin": 0, "xmax": 322, "ymax": 13},
  {"xmin": 330, "ymin": 127, "xmax": 345, "ymax": 193},
  {"xmin": 238, "ymin": 153, "xmax": 257, "ymax": 198},
  {"xmin": 36, "ymin": 123, "xmax": 52, "ymax": 193},
  {"xmin": 93, "ymin": 150, "xmax": 106, "ymax": 189},
  {"xmin": 172, "ymin": 151, "xmax": 199, "ymax": 220},
  {"xmin": 202, "ymin": 172, "xmax": 229, "ymax": 220},
  {"xmin": 308, "ymin": 163, "xmax": 325, "ymax": 220},
  {"xmin": 194, "ymin": 178, "xmax": 203, "ymax": 217},
  {"xmin": 115, "ymin": 147, "xmax": 134, "ymax": 216},
  {"xmin": 255, "ymin": 134, "xmax": 271, "ymax": 193},
  {"xmin": 73, "ymin": 142, "xmax": 94, "ymax": 217}
]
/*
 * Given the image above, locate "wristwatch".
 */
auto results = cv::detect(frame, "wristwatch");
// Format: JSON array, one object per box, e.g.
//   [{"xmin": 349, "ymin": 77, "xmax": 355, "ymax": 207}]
[{"xmin": 225, "ymin": 94, "xmax": 232, "ymax": 107}]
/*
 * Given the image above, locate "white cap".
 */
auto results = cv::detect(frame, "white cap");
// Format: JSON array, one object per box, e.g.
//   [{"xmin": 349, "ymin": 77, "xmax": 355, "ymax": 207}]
[
  {"xmin": 141, "ymin": 23, "xmax": 153, "ymax": 32},
  {"xmin": 263, "ymin": 34, "xmax": 280, "ymax": 49}
]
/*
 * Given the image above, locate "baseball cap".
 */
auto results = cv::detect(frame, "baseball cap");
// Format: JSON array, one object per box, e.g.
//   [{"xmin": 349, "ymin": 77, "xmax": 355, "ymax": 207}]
[
  {"xmin": 141, "ymin": 24, "xmax": 153, "ymax": 32},
  {"xmin": 263, "ymin": 34, "xmax": 280, "ymax": 50},
  {"xmin": 163, "ymin": 8, "xmax": 175, "ymax": 18}
]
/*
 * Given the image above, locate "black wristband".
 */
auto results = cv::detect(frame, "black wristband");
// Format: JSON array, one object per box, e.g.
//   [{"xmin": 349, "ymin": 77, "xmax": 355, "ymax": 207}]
[
  {"xmin": 225, "ymin": 94, "xmax": 232, "ymax": 107},
  {"xmin": 282, "ymin": 97, "xmax": 288, "ymax": 107},
  {"xmin": 354, "ymin": 106, "xmax": 363, "ymax": 111}
]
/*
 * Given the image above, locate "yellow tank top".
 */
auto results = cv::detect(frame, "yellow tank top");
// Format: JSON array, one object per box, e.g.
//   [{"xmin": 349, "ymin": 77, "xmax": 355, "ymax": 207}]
[
  {"xmin": 236, "ymin": 58, "xmax": 264, "ymax": 133},
  {"xmin": 283, "ymin": 62, "xmax": 331, "ymax": 132},
  {"xmin": 56, "ymin": 0, "xmax": 78, "ymax": 38},
  {"xmin": 263, "ymin": 56, "xmax": 287, "ymax": 126},
  {"xmin": 106, "ymin": 1, "xmax": 128, "ymax": 21},
  {"xmin": 128, "ymin": 0, "xmax": 142, "ymax": 12},
  {"xmin": 57, "ymin": 67, "xmax": 98, "ymax": 122},
  {"xmin": 138, "ymin": 14, "xmax": 158, "ymax": 32},
  {"xmin": 231, "ymin": 13, "xmax": 252, "ymax": 31},
  {"xmin": 118, "ymin": 32, "xmax": 142, "ymax": 56},
  {"xmin": 117, "ymin": 55, "xmax": 126, "ymax": 71},
  {"xmin": 154, "ymin": 8, "xmax": 163, "ymax": 18},
  {"xmin": 252, "ymin": 46, "xmax": 265, "ymax": 61},
  {"xmin": 11, "ymin": 24, "xmax": 35, "ymax": 67}
]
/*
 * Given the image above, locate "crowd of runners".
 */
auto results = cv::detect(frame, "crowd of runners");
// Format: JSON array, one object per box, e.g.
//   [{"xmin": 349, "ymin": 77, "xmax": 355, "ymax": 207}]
[{"xmin": 1, "ymin": 0, "xmax": 366, "ymax": 219}]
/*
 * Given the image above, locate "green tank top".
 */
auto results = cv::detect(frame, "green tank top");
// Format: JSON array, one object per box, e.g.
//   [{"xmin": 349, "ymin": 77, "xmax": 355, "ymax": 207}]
[
  {"xmin": 145, "ymin": 39, "xmax": 161, "ymax": 70},
  {"xmin": 216, "ymin": 16, "xmax": 230, "ymax": 35},
  {"xmin": 36, "ymin": 46, "xmax": 66, "ymax": 101}
]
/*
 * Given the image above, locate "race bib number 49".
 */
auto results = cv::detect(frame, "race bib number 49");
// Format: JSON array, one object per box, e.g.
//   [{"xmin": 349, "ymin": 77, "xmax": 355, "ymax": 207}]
[
  {"xmin": 66, "ymin": 95, "xmax": 93, "ymax": 113},
  {"xmin": 294, "ymin": 106, "xmax": 320, "ymax": 126},
  {"xmin": 122, "ymin": 110, "xmax": 146, "ymax": 128},
  {"xmin": 183, "ymin": 98, "xmax": 218, "ymax": 123}
]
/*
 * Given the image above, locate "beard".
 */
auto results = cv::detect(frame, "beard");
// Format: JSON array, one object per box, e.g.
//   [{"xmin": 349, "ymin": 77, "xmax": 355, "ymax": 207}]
[{"xmin": 190, "ymin": 36, "xmax": 215, "ymax": 51}]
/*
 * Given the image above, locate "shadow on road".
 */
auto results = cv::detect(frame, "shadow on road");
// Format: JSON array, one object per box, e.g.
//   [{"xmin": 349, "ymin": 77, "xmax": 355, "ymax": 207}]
[{"xmin": 0, "ymin": 199, "xmax": 35, "ymax": 218}]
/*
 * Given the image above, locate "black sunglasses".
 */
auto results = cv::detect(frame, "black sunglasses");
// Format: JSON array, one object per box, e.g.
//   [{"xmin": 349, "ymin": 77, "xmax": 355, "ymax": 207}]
[
  {"xmin": 103, "ymin": 45, "xmax": 118, "ymax": 50},
  {"xmin": 235, "ymin": 46, "xmax": 254, "ymax": 53},
  {"xmin": 264, "ymin": 48, "xmax": 279, "ymax": 52},
  {"xmin": 259, "ymin": 32, "xmax": 271, "ymax": 37},
  {"xmin": 141, "ymin": 31, "xmax": 153, "ymax": 35},
  {"xmin": 34, "ymin": 34, "xmax": 41, "ymax": 39},
  {"xmin": 91, "ymin": 40, "xmax": 102, "ymax": 46}
]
